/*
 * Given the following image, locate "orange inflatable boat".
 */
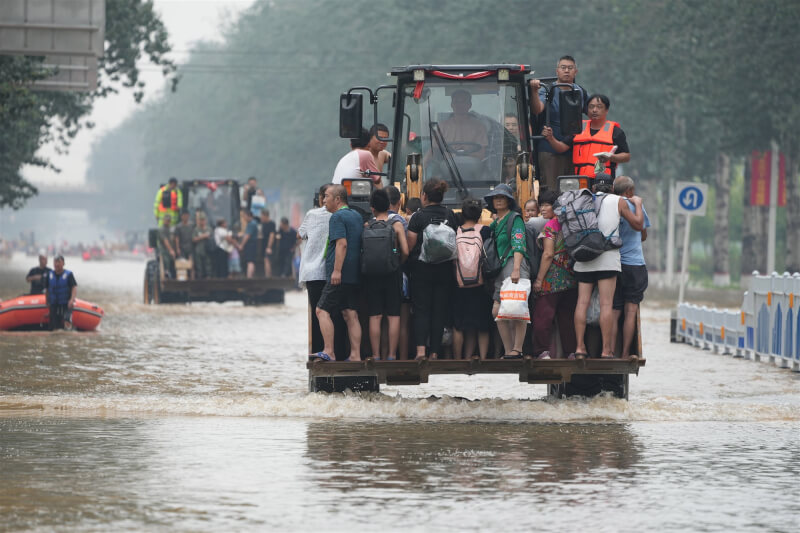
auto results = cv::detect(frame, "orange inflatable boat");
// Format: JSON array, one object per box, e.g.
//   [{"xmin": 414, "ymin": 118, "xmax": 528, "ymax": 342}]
[{"xmin": 0, "ymin": 294, "xmax": 104, "ymax": 331}]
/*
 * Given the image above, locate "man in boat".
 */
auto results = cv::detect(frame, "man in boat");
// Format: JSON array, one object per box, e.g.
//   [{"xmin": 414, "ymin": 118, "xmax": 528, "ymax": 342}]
[
  {"xmin": 26, "ymin": 252, "xmax": 51, "ymax": 295},
  {"xmin": 45, "ymin": 255, "xmax": 77, "ymax": 330}
]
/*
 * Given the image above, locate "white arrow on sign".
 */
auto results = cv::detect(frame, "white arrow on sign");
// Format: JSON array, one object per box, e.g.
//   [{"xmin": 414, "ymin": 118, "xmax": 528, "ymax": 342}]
[{"xmin": 674, "ymin": 181, "xmax": 708, "ymax": 216}]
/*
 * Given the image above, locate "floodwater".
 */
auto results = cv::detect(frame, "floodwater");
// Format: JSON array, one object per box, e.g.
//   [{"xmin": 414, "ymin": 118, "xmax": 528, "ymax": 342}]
[{"xmin": 1, "ymin": 254, "xmax": 798, "ymax": 532}]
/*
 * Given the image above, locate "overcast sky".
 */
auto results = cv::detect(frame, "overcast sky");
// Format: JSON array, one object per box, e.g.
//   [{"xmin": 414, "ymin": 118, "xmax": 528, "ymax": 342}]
[{"xmin": 22, "ymin": 0, "xmax": 257, "ymax": 188}]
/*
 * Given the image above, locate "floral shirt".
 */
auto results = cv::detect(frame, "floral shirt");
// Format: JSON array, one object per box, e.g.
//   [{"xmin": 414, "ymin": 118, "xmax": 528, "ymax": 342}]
[{"xmin": 538, "ymin": 218, "xmax": 576, "ymax": 293}]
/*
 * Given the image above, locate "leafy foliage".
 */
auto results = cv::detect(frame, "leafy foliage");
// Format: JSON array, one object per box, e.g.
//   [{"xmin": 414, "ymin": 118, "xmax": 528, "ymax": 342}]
[
  {"xmin": 0, "ymin": 0, "xmax": 176, "ymax": 209},
  {"xmin": 80, "ymin": 0, "xmax": 800, "ymax": 270}
]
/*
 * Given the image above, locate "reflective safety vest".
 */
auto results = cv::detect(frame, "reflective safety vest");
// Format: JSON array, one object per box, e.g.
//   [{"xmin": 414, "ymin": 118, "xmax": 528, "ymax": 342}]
[
  {"xmin": 154, "ymin": 186, "xmax": 183, "ymax": 226},
  {"xmin": 47, "ymin": 269, "xmax": 73, "ymax": 305},
  {"xmin": 572, "ymin": 120, "xmax": 619, "ymax": 178},
  {"xmin": 158, "ymin": 186, "xmax": 179, "ymax": 212}
]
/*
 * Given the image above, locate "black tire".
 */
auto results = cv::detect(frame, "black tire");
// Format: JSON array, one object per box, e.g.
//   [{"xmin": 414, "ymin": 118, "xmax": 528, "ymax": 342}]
[{"xmin": 144, "ymin": 260, "xmax": 158, "ymax": 304}]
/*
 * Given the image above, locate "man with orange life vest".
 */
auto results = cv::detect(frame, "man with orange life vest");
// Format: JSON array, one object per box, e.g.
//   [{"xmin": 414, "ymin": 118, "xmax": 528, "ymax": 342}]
[
  {"xmin": 153, "ymin": 177, "xmax": 184, "ymax": 227},
  {"xmin": 541, "ymin": 94, "xmax": 630, "ymax": 179}
]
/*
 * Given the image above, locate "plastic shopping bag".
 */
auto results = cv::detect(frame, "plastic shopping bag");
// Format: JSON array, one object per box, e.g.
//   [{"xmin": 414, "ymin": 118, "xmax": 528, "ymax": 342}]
[
  {"xmin": 419, "ymin": 222, "xmax": 457, "ymax": 263},
  {"xmin": 496, "ymin": 277, "xmax": 531, "ymax": 322},
  {"xmin": 586, "ymin": 286, "xmax": 600, "ymax": 325}
]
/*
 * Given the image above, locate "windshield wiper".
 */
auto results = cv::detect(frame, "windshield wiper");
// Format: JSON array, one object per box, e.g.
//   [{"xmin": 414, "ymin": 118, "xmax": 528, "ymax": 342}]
[{"xmin": 429, "ymin": 121, "xmax": 469, "ymax": 199}]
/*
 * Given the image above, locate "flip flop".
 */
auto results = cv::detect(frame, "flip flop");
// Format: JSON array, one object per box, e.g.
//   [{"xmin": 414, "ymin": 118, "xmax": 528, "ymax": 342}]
[
  {"xmin": 600, "ymin": 354, "xmax": 615, "ymax": 359},
  {"xmin": 308, "ymin": 352, "xmax": 332, "ymax": 362}
]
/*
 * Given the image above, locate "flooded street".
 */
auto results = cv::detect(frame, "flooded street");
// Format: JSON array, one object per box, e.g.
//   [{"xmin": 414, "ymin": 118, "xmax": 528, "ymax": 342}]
[{"xmin": 1, "ymin": 255, "xmax": 798, "ymax": 532}]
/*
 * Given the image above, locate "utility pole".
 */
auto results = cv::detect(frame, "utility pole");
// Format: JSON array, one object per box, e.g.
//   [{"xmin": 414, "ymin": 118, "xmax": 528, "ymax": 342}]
[
  {"xmin": 767, "ymin": 140, "xmax": 779, "ymax": 274},
  {"xmin": 666, "ymin": 181, "xmax": 675, "ymax": 286}
]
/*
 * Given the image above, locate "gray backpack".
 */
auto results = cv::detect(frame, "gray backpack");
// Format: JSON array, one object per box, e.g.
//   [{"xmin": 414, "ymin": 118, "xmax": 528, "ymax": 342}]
[{"xmin": 554, "ymin": 189, "xmax": 621, "ymax": 262}]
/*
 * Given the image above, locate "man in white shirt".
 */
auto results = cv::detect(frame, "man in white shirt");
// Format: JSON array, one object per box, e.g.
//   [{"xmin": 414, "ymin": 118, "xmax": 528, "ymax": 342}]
[
  {"xmin": 572, "ymin": 173, "xmax": 644, "ymax": 359},
  {"xmin": 298, "ymin": 184, "xmax": 333, "ymax": 354}
]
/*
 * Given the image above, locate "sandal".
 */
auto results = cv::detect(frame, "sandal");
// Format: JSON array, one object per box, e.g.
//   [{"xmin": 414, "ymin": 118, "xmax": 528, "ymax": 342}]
[
  {"xmin": 308, "ymin": 352, "xmax": 332, "ymax": 362},
  {"xmin": 502, "ymin": 350, "xmax": 524, "ymax": 360},
  {"xmin": 568, "ymin": 352, "xmax": 588, "ymax": 360},
  {"xmin": 600, "ymin": 353, "xmax": 615, "ymax": 359}
]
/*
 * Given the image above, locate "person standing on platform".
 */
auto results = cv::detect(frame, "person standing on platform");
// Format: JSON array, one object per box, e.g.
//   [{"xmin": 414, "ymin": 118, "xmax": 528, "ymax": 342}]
[
  {"xmin": 26, "ymin": 252, "xmax": 51, "ymax": 295},
  {"xmin": 310, "ymin": 184, "xmax": 364, "ymax": 362},
  {"xmin": 175, "ymin": 211, "xmax": 194, "ymax": 260},
  {"xmin": 299, "ymin": 184, "xmax": 333, "ymax": 354},
  {"xmin": 238, "ymin": 209, "xmax": 259, "ymax": 279},
  {"xmin": 45, "ymin": 255, "xmax": 77, "ymax": 330},
  {"xmin": 529, "ymin": 56, "xmax": 589, "ymax": 191},
  {"xmin": 261, "ymin": 209, "xmax": 277, "ymax": 277},
  {"xmin": 541, "ymin": 94, "xmax": 630, "ymax": 180},
  {"xmin": 572, "ymin": 174, "xmax": 643, "ymax": 359},
  {"xmin": 153, "ymin": 177, "xmax": 183, "ymax": 227},
  {"xmin": 157, "ymin": 215, "xmax": 177, "ymax": 279},
  {"xmin": 191, "ymin": 214, "xmax": 213, "ymax": 279},
  {"xmin": 407, "ymin": 178, "xmax": 460, "ymax": 360},
  {"xmin": 275, "ymin": 217, "xmax": 297, "ymax": 277},
  {"xmin": 612, "ymin": 175, "xmax": 651, "ymax": 358}
]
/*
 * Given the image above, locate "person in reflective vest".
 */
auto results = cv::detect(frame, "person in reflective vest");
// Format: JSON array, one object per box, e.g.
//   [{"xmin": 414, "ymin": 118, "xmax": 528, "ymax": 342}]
[
  {"xmin": 45, "ymin": 255, "xmax": 78, "ymax": 330},
  {"xmin": 541, "ymin": 94, "xmax": 630, "ymax": 179},
  {"xmin": 153, "ymin": 177, "xmax": 184, "ymax": 227}
]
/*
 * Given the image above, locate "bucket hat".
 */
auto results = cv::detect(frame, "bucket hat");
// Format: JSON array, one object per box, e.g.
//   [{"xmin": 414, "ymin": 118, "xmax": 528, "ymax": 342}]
[{"xmin": 483, "ymin": 183, "xmax": 517, "ymax": 213}]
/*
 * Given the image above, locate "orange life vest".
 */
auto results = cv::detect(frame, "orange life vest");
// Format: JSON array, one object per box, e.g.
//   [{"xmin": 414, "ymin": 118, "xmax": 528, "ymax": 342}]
[
  {"xmin": 158, "ymin": 186, "xmax": 178, "ymax": 212},
  {"xmin": 572, "ymin": 119, "xmax": 619, "ymax": 178}
]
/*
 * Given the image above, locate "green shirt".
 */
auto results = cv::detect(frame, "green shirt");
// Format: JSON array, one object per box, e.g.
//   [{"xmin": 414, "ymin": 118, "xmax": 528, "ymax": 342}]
[{"xmin": 489, "ymin": 211, "xmax": 528, "ymax": 266}]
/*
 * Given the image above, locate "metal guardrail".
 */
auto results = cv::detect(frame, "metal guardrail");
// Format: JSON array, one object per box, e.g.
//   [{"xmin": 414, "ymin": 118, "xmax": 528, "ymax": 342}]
[{"xmin": 674, "ymin": 271, "xmax": 800, "ymax": 371}]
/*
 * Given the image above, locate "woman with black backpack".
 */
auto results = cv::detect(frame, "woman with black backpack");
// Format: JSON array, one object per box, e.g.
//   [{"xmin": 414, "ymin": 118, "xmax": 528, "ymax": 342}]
[
  {"xmin": 406, "ymin": 178, "xmax": 460, "ymax": 360},
  {"xmin": 361, "ymin": 189, "xmax": 409, "ymax": 360}
]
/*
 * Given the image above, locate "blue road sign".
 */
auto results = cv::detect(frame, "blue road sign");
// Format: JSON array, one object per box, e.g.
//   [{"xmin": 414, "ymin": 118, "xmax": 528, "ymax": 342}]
[{"xmin": 675, "ymin": 181, "xmax": 708, "ymax": 216}]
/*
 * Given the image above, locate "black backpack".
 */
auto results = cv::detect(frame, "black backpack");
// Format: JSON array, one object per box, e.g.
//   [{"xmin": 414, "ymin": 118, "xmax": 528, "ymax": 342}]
[{"xmin": 361, "ymin": 218, "xmax": 400, "ymax": 275}]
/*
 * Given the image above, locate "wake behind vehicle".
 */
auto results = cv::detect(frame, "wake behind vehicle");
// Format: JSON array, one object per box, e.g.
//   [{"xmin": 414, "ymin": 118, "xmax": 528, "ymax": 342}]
[
  {"xmin": 308, "ymin": 64, "xmax": 646, "ymax": 399},
  {"xmin": 144, "ymin": 178, "xmax": 294, "ymax": 304}
]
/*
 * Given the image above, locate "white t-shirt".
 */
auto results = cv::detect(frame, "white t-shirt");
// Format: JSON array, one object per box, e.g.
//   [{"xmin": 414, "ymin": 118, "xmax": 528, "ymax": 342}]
[
  {"xmin": 574, "ymin": 192, "xmax": 622, "ymax": 273},
  {"xmin": 332, "ymin": 149, "xmax": 380, "ymax": 184},
  {"xmin": 297, "ymin": 207, "xmax": 331, "ymax": 284},
  {"xmin": 214, "ymin": 227, "xmax": 233, "ymax": 253}
]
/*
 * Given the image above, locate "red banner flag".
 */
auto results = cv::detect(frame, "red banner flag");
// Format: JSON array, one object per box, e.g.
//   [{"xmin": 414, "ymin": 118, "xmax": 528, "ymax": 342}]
[{"xmin": 750, "ymin": 151, "xmax": 786, "ymax": 206}]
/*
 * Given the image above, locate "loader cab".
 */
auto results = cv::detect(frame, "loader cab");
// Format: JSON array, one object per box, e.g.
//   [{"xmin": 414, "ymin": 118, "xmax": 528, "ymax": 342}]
[
  {"xmin": 182, "ymin": 179, "xmax": 242, "ymax": 232},
  {"xmin": 339, "ymin": 65, "xmax": 538, "ymax": 210}
]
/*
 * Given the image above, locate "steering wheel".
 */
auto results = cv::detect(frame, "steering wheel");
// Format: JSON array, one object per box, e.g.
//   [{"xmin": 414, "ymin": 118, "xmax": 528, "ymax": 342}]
[{"xmin": 446, "ymin": 142, "xmax": 482, "ymax": 155}]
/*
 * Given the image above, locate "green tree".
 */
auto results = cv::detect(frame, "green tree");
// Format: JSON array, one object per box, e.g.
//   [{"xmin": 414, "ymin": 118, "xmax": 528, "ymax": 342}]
[{"xmin": 0, "ymin": 0, "xmax": 177, "ymax": 210}]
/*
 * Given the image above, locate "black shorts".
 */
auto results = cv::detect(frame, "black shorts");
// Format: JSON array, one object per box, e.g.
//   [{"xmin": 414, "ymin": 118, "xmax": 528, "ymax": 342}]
[
  {"xmin": 317, "ymin": 282, "xmax": 360, "ymax": 314},
  {"xmin": 613, "ymin": 264, "xmax": 648, "ymax": 309},
  {"xmin": 364, "ymin": 270, "xmax": 402, "ymax": 317},
  {"xmin": 574, "ymin": 269, "xmax": 619, "ymax": 284}
]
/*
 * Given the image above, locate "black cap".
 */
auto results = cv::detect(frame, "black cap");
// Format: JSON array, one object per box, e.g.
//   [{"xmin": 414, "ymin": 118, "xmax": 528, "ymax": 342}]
[
  {"xmin": 168, "ymin": 177, "xmax": 178, "ymax": 184},
  {"xmin": 595, "ymin": 173, "xmax": 614, "ymax": 186}
]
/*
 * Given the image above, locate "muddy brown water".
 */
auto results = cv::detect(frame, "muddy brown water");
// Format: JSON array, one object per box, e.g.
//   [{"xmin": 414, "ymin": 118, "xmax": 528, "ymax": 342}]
[{"xmin": 1, "ymin": 254, "xmax": 798, "ymax": 532}]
